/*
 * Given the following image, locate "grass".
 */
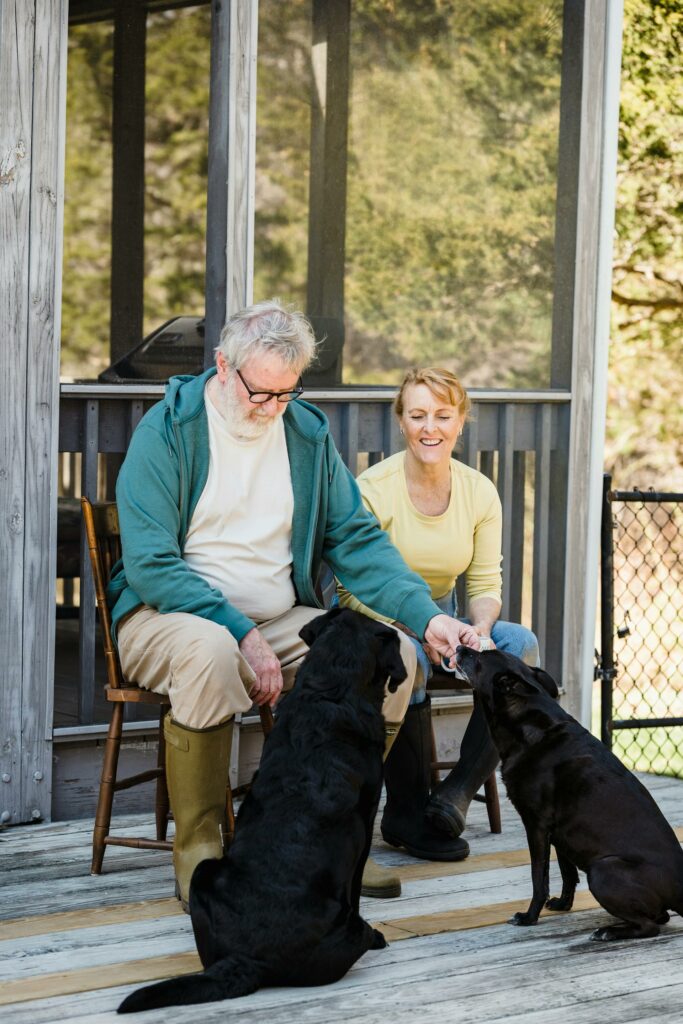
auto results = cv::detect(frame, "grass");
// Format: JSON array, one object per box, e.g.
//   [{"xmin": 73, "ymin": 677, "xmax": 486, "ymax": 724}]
[{"xmin": 591, "ymin": 681, "xmax": 683, "ymax": 779}]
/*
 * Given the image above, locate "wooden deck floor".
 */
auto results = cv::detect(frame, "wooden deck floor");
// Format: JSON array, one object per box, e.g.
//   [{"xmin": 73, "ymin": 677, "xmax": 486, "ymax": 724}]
[{"xmin": 1, "ymin": 774, "xmax": 683, "ymax": 1023}]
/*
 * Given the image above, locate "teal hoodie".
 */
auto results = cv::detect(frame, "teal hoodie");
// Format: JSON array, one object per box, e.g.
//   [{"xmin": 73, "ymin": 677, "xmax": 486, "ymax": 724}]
[{"xmin": 108, "ymin": 368, "xmax": 441, "ymax": 642}]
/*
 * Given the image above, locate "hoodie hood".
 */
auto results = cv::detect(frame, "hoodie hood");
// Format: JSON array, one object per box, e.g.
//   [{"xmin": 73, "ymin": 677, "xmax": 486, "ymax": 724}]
[{"xmin": 164, "ymin": 368, "xmax": 215, "ymax": 423}]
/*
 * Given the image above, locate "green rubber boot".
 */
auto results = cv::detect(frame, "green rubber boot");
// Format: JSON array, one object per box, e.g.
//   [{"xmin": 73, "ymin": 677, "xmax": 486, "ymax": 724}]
[
  {"xmin": 361, "ymin": 721, "xmax": 403, "ymax": 899},
  {"xmin": 164, "ymin": 715, "xmax": 232, "ymax": 911},
  {"xmin": 381, "ymin": 698, "xmax": 470, "ymax": 861}
]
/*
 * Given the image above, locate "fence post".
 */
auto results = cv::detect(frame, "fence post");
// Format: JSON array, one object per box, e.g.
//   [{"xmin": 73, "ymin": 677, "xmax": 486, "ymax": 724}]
[{"xmin": 599, "ymin": 472, "xmax": 615, "ymax": 747}]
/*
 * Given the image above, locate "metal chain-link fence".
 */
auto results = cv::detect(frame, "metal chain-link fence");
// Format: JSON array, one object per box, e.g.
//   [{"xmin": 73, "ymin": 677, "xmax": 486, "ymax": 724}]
[{"xmin": 598, "ymin": 475, "xmax": 683, "ymax": 777}]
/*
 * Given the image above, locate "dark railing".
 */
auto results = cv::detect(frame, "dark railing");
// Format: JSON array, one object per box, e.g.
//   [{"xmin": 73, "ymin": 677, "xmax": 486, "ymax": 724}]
[
  {"xmin": 598, "ymin": 473, "xmax": 683, "ymax": 777},
  {"xmin": 56, "ymin": 384, "xmax": 571, "ymax": 735}
]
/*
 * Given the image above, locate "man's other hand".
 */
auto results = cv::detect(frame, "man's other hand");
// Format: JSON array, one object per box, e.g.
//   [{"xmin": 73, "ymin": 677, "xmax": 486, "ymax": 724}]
[{"xmin": 239, "ymin": 627, "xmax": 283, "ymax": 707}]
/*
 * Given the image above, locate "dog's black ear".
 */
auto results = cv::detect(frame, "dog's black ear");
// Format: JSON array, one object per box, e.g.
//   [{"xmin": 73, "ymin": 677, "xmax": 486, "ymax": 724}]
[
  {"xmin": 373, "ymin": 624, "xmax": 408, "ymax": 692},
  {"xmin": 299, "ymin": 607, "xmax": 344, "ymax": 648},
  {"xmin": 531, "ymin": 667, "xmax": 559, "ymax": 699}
]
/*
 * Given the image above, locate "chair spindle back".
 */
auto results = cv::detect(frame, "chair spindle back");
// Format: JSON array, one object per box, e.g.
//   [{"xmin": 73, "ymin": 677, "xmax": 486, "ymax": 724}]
[{"xmin": 81, "ymin": 497, "xmax": 125, "ymax": 689}]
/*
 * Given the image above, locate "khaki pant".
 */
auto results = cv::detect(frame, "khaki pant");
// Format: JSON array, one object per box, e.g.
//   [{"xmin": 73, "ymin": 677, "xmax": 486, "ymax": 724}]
[{"xmin": 118, "ymin": 604, "xmax": 419, "ymax": 730}]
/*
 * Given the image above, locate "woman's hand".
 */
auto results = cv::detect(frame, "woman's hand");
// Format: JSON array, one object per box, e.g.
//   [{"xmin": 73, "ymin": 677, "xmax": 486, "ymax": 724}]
[{"xmin": 468, "ymin": 596, "xmax": 501, "ymax": 647}]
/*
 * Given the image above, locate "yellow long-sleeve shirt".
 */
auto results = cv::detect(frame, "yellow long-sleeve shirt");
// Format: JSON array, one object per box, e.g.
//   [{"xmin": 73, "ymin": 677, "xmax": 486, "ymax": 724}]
[{"xmin": 338, "ymin": 451, "xmax": 502, "ymax": 620}]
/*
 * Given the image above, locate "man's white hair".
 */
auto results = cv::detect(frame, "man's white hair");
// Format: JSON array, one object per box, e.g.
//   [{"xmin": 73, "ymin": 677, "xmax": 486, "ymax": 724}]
[{"xmin": 216, "ymin": 299, "xmax": 318, "ymax": 375}]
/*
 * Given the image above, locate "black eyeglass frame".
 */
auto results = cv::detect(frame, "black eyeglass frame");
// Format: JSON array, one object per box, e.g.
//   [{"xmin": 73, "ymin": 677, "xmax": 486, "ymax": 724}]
[{"xmin": 233, "ymin": 366, "xmax": 304, "ymax": 404}]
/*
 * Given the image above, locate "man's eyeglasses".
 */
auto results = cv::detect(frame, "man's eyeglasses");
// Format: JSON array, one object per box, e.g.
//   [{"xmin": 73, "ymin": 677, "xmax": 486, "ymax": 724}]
[{"xmin": 234, "ymin": 367, "xmax": 304, "ymax": 404}]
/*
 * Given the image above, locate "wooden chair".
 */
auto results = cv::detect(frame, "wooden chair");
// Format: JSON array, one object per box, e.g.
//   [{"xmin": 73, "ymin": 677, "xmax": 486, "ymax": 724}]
[
  {"xmin": 427, "ymin": 669, "xmax": 502, "ymax": 834},
  {"xmin": 81, "ymin": 497, "xmax": 273, "ymax": 875}
]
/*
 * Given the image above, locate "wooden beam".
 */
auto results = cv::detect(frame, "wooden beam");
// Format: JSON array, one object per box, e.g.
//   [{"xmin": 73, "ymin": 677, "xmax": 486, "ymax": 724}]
[
  {"xmin": 69, "ymin": 1, "xmax": 205, "ymax": 27},
  {"xmin": 110, "ymin": 0, "xmax": 147, "ymax": 364},
  {"xmin": 562, "ymin": 0, "xmax": 624, "ymax": 723},
  {"xmin": 0, "ymin": 0, "xmax": 68, "ymax": 824},
  {"xmin": 306, "ymin": 0, "xmax": 351, "ymax": 384},
  {"xmin": 550, "ymin": 0, "xmax": 585, "ymax": 390},
  {"xmin": 204, "ymin": 0, "xmax": 259, "ymax": 363},
  {"xmin": 0, "ymin": 0, "xmax": 34, "ymax": 830}
]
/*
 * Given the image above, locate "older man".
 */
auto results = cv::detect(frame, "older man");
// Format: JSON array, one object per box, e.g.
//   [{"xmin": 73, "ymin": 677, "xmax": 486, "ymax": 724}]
[{"xmin": 108, "ymin": 300, "xmax": 481, "ymax": 906}]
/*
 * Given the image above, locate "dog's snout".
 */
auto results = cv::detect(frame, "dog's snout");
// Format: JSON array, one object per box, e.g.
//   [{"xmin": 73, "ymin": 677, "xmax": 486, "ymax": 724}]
[{"xmin": 455, "ymin": 644, "xmax": 477, "ymax": 665}]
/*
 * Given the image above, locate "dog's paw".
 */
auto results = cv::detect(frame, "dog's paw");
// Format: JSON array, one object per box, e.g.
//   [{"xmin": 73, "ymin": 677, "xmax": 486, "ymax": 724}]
[
  {"xmin": 545, "ymin": 895, "xmax": 573, "ymax": 912},
  {"xmin": 509, "ymin": 912, "xmax": 538, "ymax": 927},
  {"xmin": 590, "ymin": 926, "xmax": 615, "ymax": 942},
  {"xmin": 371, "ymin": 928, "xmax": 388, "ymax": 950}
]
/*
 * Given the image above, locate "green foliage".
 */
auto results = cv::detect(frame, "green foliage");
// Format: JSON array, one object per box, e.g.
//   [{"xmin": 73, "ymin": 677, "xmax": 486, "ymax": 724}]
[
  {"xmin": 61, "ymin": 21, "xmax": 114, "ymax": 378},
  {"xmin": 254, "ymin": 1, "xmax": 312, "ymax": 309},
  {"xmin": 61, "ymin": 8, "xmax": 211, "ymax": 379},
  {"xmin": 63, "ymin": 1, "xmax": 562, "ymax": 388},
  {"xmin": 255, "ymin": 0, "xmax": 562, "ymax": 386},
  {"xmin": 60, "ymin": 0, "xmax": 682, "ymax": 490},
  {"xmin": 342, "ymin": 0, "xmax": 561, "ymax": 385},
  {"xmin": 607, "ymin": 0, "xmax": 683, "ymax": 489},
  {"xmin": 143, "ymin": 8, "xmax": 211, "ymax": 330}
]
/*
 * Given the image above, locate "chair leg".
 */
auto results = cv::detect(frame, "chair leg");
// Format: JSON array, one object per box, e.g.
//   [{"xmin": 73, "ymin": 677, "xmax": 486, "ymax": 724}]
[
  {"xmin": 91, "ymin": 702, "xmax": 124, "ymax": 874},
  {"xmin": 484, "ymin": 771, "xmax": 502, "ymax": 834},
  {"xmin": 155, "ymin": 706, "xmax": 170, "ymax": 842}
]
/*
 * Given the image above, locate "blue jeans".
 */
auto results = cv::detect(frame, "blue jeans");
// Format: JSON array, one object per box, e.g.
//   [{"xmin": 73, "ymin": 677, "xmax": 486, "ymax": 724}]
[{"xmin": 409, "ymin": 589, "xmax": 540, "ymax": 704}]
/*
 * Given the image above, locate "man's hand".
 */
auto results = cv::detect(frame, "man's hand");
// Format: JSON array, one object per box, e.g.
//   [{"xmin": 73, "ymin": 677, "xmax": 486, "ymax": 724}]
[
  {"xmin": 239, "ymin": 627, "xmax": 283, "ymax": 707},
  {"xmin": 423, "ymin": 614, "xmax": 483, "ymax": 670}
]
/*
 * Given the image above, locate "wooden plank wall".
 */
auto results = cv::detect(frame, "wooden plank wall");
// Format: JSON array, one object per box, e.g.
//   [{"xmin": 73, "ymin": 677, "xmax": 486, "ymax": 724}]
[{"xmin": 0, "ymin": 0, "xmax": 68, "ymax": 825}]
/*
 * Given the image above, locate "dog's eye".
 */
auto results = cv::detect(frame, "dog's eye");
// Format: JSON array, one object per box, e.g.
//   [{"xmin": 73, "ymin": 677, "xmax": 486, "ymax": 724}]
[
  {"xmin": 497, "ymin": 674, "xmax": 529, "ymax": 695},
  {"xmin": 496, "ymin": 674, "xmax": 514, "ymax": 690}
]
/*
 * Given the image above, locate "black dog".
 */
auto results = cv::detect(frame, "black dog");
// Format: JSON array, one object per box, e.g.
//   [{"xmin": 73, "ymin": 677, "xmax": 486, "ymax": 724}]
[
  {"xmin": 456, "ymin": 646, "xmax": 683, "ymax": 941},
  {"xmin": 118, "ymin": 608, "xmax": 406, "ymax": 1013}
]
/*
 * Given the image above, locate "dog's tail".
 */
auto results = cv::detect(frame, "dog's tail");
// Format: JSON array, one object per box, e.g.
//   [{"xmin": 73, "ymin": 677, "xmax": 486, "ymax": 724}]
[{"xmin": 117, "ymin": 957, "xmax": 262, "ymax": 1013}]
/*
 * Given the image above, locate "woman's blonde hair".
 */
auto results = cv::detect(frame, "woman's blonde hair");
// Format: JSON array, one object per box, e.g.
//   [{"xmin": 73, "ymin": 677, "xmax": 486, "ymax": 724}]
[{"xmin": 394, "ymin": 367, "xmax": 471, "ymax": 420}]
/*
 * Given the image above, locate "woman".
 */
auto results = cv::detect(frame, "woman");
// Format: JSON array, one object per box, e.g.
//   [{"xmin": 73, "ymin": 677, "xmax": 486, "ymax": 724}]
[{"xmin": 339, "ymin": 367, "xmax": 539, "ymax": 892}]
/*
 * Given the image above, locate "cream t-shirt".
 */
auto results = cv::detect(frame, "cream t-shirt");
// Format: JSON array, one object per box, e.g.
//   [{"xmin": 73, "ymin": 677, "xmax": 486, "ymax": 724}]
[{"xmin": 182, "ymin": 392, "xmax": 296, "ymax": 623}]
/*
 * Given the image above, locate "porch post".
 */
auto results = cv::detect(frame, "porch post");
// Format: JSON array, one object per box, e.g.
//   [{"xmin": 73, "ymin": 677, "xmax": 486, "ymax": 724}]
[
  {"xmin": 0, "ymin": 0, "xmax": 68, "ymax": 823},
  {"xmin": 306, "ymin": 0, "xmax": 351, "ymax": 383},
  {"xmin": 562, "ymin": 0, "xmax": 624, "ymax": 723},
  {"xmin": 204, "ymin": 0, "xmax": 259, "ymax": 363},
  {"xmin": 110, "ymin": 0, "xmax": 147, "ymax": 364}
]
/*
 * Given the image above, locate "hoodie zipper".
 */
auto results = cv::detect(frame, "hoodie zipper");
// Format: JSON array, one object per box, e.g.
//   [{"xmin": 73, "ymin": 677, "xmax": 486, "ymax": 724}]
[
  {"xmin": 300, "ymin": 440, "xmax": 325, "ymax": 607},
  {"xmin": 172, "ymin": 418, "xmax": 187, "ymax": 536}
]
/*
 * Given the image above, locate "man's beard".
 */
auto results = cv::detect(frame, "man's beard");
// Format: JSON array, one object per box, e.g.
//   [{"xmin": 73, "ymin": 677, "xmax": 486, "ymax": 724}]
[{"xmin": 213, "ymin": 374, "xmax": 277, "ymax": 440}]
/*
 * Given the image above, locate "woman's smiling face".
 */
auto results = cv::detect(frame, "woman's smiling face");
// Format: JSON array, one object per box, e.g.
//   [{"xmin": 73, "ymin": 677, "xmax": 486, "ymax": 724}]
[{"xmin": 399, "ymin": 383, "xmax": 464, "ymax": 468}]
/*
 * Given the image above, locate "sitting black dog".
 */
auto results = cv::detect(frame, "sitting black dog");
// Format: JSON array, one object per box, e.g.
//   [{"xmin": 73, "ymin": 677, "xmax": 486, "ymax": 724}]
[
  {"xmin": 118, "ymin": 608, "xmax": 406, "ymax": 1013},
  {"xmin": 455, "ymin": 646, "xmax": 683, "ymax": 941}
]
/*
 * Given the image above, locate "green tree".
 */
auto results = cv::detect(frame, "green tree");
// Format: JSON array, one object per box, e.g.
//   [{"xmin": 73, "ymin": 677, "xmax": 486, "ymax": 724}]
[
  {"xmin": 61, "ymin": 21, "xmax": 114, "ymax": 378},
  {"xmin": 606, "ymin": 0, "xmax": 683, "ymax": 489}
]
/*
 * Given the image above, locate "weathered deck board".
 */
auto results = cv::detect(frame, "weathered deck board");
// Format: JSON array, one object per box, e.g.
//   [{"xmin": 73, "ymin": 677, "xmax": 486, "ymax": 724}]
[{"xmin": 1, "ymin": 772, "xmax": 681, "ymax": 1023}]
